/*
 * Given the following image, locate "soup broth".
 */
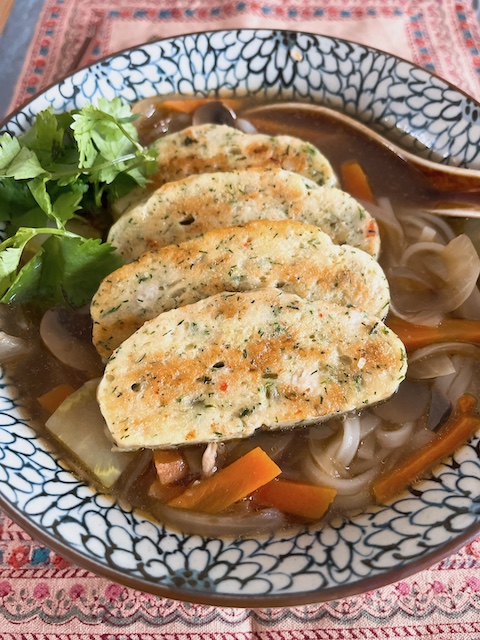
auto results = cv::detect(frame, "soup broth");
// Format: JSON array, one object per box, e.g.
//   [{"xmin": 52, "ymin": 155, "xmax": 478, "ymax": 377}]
[{"xmin": 3, "ymin": 98, "xmax": 480, "ymax": 536}]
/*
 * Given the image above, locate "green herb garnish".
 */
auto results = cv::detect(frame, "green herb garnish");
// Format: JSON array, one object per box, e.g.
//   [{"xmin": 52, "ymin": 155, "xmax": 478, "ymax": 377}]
[{"xmin": 0, "ymin": 97, "xmax": 157, "ymax": 309}]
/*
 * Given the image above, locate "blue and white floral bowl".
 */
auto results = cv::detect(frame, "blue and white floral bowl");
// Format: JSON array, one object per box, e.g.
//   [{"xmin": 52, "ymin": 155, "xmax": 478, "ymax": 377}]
[{"xmin": 1, "ymin": 29, "xmax": 480, "ymax": 606}]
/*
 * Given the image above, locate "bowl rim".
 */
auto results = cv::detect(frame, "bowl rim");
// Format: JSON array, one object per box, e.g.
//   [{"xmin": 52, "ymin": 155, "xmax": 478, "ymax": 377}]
[
  {"xmin": 1, "ymin": 27, "xmax": 480, "ymax": 607},
  {"xmin": 3, "ymin": 27, "xmax": 480, "ymax": 131}
]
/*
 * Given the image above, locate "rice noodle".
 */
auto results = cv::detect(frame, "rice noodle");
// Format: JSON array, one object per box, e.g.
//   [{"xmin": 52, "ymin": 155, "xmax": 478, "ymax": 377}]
[
  {"xmin": 376, "ymin": 421, "xmax": 414, "ymax": 449},
  {"xmin": 334, "ymin": 416, "xmax": 361, "ymax": 467},
  {"xmin": 303, "ymin": 460, "xmax": 378, "ymax": 495},
  {"xmin": 308, "ymin": 416, "xmax": 362, "ymax": 477}
]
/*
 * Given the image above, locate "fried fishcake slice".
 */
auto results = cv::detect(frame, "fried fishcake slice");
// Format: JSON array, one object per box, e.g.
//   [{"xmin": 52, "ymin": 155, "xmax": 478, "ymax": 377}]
[
  {"xmin": 108, "ymin": 168, "xmax": 379, "ymax": 262},
  {"xmin": 97, "ymin": 289, "xmax": 407, "ymax": 450},
  {"xmin": 113, "ymin": 123, "xmax": 338, "ymax": 216},
  {"xmin": 93, "ymin": 220, "xmax": 389, "ymax": 358}
]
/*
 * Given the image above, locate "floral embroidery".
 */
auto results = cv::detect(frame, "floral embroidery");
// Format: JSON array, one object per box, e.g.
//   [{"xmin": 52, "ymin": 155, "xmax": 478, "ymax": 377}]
[
  {"xmin": 105, "ymin": 583, "xmax": 126, "ymax": 601},
  {"xmin": 7, "ymin": 545, "xmax": 29, "ymax": 570},
  {"xmin": 33, "ymin": 582, "xmax": 50, "ymax": 599},
  {"xmin": 70, "ymin": 583, "xmax": 86, "ymax": 599}
]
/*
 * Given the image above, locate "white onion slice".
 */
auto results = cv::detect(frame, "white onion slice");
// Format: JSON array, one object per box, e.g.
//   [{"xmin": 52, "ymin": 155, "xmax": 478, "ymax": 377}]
[
  {"xmin": 455, "ymin": 285, "xmax": 480, "ymax": 320},
  {"xmin": 388, "ymin": 234, "xmax": 480, "ymax": 324},
  {"xmin": 40, "ymin": 308, "xmax": 104, "ymax": 373},
  {"xmin": 373, "ymin": 380, "xmax": 430, "ymax": 423},
  {"xmin": 437, "ymin": 234, "xmax": 480, "ymax": 311},
  {"xmin": 402, "ymin": 210, "xmax": 456, "ymax": 244},
  {"xmin": 407, "ymin": 354, "xmax": 456, "ymax": 379},
  {"xmin": 149, "ymin": 503, "xmax": 286, "ymax": 536},
  {"xmin": 408, "ymin": 343, "xmax": 480, "ymax": 381},
  {"xmin": 0, "ymin": 331, "xmax": 29, "ymax": 362}
]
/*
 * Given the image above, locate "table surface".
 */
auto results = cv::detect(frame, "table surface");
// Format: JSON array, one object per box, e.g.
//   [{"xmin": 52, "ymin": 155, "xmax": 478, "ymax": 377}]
[{"xmin": 1, "ymin": 0, "xmax": 480, "ymax": 637}]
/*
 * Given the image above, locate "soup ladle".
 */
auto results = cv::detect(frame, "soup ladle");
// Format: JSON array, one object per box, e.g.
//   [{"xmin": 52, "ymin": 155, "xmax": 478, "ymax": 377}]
[{"xmin": 242, "ymin": 102, "xmax": 480, "ymax": 218}]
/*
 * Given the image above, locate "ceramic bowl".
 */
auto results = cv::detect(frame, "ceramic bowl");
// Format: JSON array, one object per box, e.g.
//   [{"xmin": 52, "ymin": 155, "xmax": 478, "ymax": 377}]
[{"xmin": 1, "ymin": 29, "xmax": 480, "ymax": 607}]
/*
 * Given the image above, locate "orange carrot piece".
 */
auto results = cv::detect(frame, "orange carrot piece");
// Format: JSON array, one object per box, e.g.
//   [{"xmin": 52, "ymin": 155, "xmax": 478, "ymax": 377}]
[
  {"xmin": 255, "ymin": 478, "xmax": 337, "ymax": 520},
  {"xmin": 160, "ymin": 98, "xmax": 210, "ymax": 113},
  {"xmin": 153, "ymin": 449, "xmax": 188, "ymax": 485},
  {"xmin": 386, "ymin": 315, "xmax": 480, "ymax": 352},
  {"xmin": 167, "ymin": 447, "xmax": 281, "ymax": 514},
  {"xmin": 372, "ymin": 394, "xmax": 480, "ymax": 503},
  {"xmin": 340, "ymin": 160, "xmax": 375, "ymax": 203},
  {"xmin": 37, "ymin": 384, "xmax": 75, "ymax": 414},
  {"xmin": 160, "ymin": 98, "xmax": 242, "ymax": 114}
]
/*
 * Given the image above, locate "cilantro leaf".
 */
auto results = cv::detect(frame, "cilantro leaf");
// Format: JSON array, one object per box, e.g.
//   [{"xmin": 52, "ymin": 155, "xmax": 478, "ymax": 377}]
[
  {"xmin": 0, "ymin": 134, "xmax": 46, "ymax": 180},
  {"xmin": 1, "ymin": 230, "xmax": 122, "ymax": 308},
  {"xmin": 71, "ymin": 97, "xmax": 157, "ymax": 186},
  {"xmin": 0, "ymin": 98, "xmax": 156, "ymax": 308}
]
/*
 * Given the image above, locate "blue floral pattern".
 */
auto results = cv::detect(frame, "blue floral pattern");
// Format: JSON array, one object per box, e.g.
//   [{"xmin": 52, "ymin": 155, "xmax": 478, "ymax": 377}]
[{"xmin": 0, "ymin": 29, "xmax": 479, "ymax": 606}]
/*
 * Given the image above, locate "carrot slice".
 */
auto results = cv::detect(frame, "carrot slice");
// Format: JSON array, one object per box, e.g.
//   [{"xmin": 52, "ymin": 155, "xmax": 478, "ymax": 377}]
[
  {"xmin": 340, "ymin": 160, "xmax": 375, "ymax": 203},
  {"xmin": 386, "ymin": 315, "xmax": 480, "ymax": 352},
  {"xmin": 255, "ymin": 478, "xmax": 337, "ymax": 520},
  {"xmin": 37, "ymin": 384, "xmax": 75, "ymax": 414},
  {"xmin": 167, "ymin": 447, "xmax": 281, "ymax": 514},
  {"xmin": 153, "ymin": 449, "xmax": 188, "ymax": 485},
  {"xmin": 372, "ymin": 394, "xmax": 480, "ymax": 502}
]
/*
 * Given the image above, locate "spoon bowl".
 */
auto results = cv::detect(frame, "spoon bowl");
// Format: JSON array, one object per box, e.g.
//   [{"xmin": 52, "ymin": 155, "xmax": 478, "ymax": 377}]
[{"xmin": 244, "ymin": 102, "xmax": 480, "ymax": 218}]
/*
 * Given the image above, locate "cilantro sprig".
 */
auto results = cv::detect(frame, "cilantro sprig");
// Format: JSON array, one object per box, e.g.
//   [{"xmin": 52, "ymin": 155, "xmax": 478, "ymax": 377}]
[{"xmin": 0, "ymin": 98, "xmax": 157, "ymax": 309}]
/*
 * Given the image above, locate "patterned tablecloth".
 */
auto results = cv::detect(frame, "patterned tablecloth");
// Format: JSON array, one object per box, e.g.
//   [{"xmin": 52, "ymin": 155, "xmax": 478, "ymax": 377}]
[{"xmin": 1, "ymin": 0, "xmax": 480, "ymax": 637}]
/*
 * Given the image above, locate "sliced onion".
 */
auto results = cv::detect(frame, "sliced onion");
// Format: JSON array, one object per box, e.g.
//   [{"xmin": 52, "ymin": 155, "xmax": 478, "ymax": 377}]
[
  {"xmin": 360, "ymin": 197, "xmax": 405, "ymax": 261},
  {"xmin": 400, "ymin": 240, "xmax": 445, "ymax": 267},
  {"xmin": 436, "ymin": 234, "xmax": 480, "ymax": 311},
  {"xmin": 427, "ymin": 355, "xmax": 475, "ymax": 427},
  {"xmin": 401, "ymin": 210, "xmax": 456, "ymax": 244},
  {"xmin": 388, "ymin": 234, "xmax": 480, "ymax": 324},
  {"xmin": 372, "ymin": 380, "xmax": 430, "ymax": 423},
  {"xmin": 148, "ymin": 503, "xmax": 286, "ymax": 536},
  {"xmin": 40, "ymin": 307, "xmax": 104, "ymax": 373},
  {"xmin": 0, "ymin": 331, "xmax": 29, "ymax": 362},
  {"xmin": 455, "ymin": 285, "xmax": 480, "ymax": 320},
  {"xmin": 388, "ymin": 298, "xmax": 444, "ymax": 326},
  {"xmin": 443, "ymin": 356, "xmax": 475, "ymax": 405},
  {"xmin": 408, "ymin": 343, "xmax": 480, "ymax": 383},
  {"xmin": 408, "ymin": 353, "xmax": 456, "ymax": 379}
]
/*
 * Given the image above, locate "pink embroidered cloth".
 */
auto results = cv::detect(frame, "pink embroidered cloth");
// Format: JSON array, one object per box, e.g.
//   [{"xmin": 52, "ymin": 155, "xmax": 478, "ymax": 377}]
[{"xmin": 1, "ymin": 0, "xmax": 480, "ymax": 636}]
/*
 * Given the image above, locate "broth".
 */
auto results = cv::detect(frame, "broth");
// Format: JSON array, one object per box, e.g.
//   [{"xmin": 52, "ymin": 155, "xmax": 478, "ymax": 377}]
[{"xmin": 3, "ymin": 98, "xmax": 480, "ymax": 535}]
